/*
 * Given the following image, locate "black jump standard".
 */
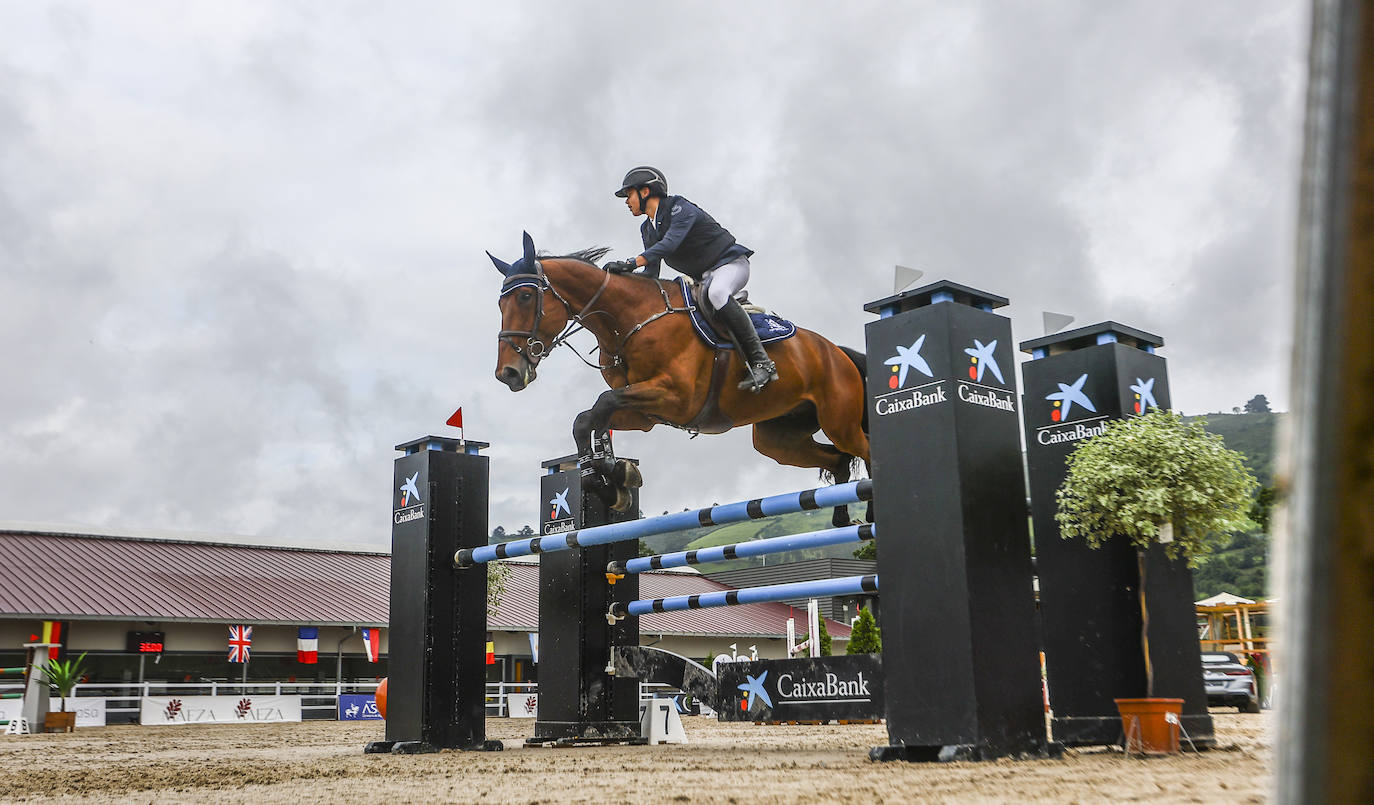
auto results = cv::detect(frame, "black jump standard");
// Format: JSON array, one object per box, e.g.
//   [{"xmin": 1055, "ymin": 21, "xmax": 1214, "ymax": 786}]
[
  {"xmin": 1019, "ymin": 322, "xmax": 1213, "ymax": 747},
  {"xmin": 863, "ymin": 280, "xmax": 1050, "ymax": 761},
  {"xmin": 364, "ymin": 436, "xmax": 499, "ymax": 754},
  {"xmin": 531, "ymin": 454, "xmax": 643, "ymax": 745}
]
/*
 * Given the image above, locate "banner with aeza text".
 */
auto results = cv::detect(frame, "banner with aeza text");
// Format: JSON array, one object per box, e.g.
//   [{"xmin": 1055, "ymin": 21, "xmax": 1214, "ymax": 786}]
[{"xmin": 140, "ymin": 695, "xmax": 302, "ymax": 725}]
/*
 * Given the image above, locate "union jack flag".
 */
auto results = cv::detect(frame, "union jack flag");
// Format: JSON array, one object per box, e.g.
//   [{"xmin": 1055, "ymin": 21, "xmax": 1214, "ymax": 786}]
[{"xmin": 227, "ymin": 625, "xmax": 253, "ymax": 663}]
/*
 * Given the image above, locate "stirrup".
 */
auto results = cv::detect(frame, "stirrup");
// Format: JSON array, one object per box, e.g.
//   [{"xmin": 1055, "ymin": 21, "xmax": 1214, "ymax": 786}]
[{"xmin": 739, "ymin": 359, "xmax": 779, "ymax": 392}]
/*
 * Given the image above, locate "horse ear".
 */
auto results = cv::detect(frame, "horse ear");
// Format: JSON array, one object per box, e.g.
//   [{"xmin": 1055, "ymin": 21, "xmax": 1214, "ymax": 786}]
[
  {"xmin": 487, "ymin": 250, "xmax": 513, "ymax": 276},
  {"xmin": 522, "ymin": 231, "xmax": 537, "ymax": 268}
]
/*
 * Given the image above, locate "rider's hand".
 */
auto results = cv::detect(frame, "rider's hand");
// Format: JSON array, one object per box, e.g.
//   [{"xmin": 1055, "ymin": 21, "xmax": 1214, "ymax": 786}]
[{"xmin": 604, "ymin": 260, "xmax": 636, "ymax": 274}]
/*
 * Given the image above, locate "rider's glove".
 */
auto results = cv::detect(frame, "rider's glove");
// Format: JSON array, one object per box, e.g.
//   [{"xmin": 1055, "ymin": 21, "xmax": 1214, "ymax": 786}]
[{"xmin": 604, "ymin": 260, "xmax": 637, "ymax": 274}]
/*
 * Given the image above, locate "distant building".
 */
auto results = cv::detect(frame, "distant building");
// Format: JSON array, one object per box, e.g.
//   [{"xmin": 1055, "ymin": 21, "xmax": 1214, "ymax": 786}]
[{"xmin": 0, "ymin": 527, "xmax": 852, "ymax": 693}]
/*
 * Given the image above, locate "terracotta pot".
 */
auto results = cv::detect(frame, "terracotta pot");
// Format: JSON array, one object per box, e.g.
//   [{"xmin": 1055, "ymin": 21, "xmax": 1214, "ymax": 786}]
[
  {"xmin": 43, "ymin": 711, "xmax": 76, "ymax": 733},
  {"xmin": 1114, "ymin": 698, "xmax": 1183, "ymax": 755}
]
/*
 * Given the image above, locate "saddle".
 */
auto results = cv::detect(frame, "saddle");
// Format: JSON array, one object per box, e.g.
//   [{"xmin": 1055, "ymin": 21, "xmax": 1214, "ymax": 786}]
[
  {"xmin": 674, "ymin": 279, "xmax": 797, "ymax": 436},
  {"xmin": 677, "ymin": 278, "xmax": 797, "ymax": 350}
]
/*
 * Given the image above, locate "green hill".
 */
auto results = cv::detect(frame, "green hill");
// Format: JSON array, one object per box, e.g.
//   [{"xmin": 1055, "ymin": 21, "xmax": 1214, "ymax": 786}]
[
  {"xmin": 1187, "ymin": 412, "xmax": 1282, "ymax": 487},
  {"xmin": 1185, "ymin": 411, "xmax": 1283, "ymax": 598}
]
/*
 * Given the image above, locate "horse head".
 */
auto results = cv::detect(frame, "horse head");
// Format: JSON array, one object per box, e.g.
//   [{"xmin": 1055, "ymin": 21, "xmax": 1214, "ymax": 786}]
[{"xmin": 490, "ymin": 232, "xmax": 570, "ymax": 391}]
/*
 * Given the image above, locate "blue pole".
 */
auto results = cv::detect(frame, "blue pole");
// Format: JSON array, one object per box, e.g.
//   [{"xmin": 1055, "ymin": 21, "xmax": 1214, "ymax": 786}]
[
  {"xmin": 613, "ymin": 523, "xmax": 875, "ymax": 575},
  {"xmin": 609, "ymin": 574, "xmax": 879, "ymax": 619},
  {"xmin": 455, "ymin": 479, "xmax": 872, "ymax": 567}
]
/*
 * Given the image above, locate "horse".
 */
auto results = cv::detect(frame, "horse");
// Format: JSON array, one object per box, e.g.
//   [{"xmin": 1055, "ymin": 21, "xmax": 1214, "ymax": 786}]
[{"xmin": 490, "ymin": 232, "xmax": 870, "ymax": 526}]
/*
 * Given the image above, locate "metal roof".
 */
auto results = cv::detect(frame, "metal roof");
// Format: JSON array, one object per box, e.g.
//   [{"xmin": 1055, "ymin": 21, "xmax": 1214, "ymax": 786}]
[
  {"xmin": 0, "ymin": 529, "xmax": 389, "ymax": 626},
  {"xmin": 0, "ymin": 530, "xmax": 852, "ymax": 639}
]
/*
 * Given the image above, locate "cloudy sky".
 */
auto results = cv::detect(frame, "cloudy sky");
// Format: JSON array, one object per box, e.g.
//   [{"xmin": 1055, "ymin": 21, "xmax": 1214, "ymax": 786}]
[{"xmin": 0, "ymin": 2, "xmax": 1309, "ymax": 547}]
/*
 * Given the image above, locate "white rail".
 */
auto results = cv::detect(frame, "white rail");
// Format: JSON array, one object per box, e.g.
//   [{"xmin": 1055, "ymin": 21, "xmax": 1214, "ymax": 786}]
[{"xmin": 58, "ymin": 681, "xmax": 685, "ymax": 719}]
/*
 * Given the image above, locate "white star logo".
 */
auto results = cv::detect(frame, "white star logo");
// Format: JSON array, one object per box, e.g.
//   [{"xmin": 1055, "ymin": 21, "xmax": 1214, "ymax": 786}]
[{"xmin": 884, "ymin": 335, "xmax": 934, "ymax": 388}]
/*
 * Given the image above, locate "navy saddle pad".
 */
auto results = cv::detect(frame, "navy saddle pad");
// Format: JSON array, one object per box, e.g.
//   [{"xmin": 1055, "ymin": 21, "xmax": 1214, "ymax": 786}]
[{"xmin": 678, "ymin": 278, "xmax": 797, "ymax": 350}]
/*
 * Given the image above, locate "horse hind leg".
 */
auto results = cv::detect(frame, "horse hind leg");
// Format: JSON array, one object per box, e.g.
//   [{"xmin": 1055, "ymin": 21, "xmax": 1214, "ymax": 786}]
[{"xmin": 751, "ymin": 407, "xmax": 861, "ymax": 528}]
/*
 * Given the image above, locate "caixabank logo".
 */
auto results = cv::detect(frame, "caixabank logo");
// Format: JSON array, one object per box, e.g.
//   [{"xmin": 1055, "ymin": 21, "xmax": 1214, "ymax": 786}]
[
  {"xmin": 543, "ymin": 485, "xmax": 575, "ymax": 535},
  {"xmin": 1035, "ymin": 373, "xmax": 1109, "ymax": 445},
  {"xmin": 394, "ymin": 472, "xmax": 424, "ymax": 525},
  {"xmin": 1130, "ymin": 377, "xmax": 1159, "ymax": 415},
  {"xmin": 956, "ymin": 338, "xmax": 1015, "ymax": 413},
  {"xmin": 874, "ymin": 335, "xmax": 946, "ymax": 416}
]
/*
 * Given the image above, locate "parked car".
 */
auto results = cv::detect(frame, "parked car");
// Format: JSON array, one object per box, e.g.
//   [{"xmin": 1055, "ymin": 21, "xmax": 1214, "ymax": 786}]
[{"xmin": 1201, "ymin": 651, "xmax": 1261, "ymax": 712}]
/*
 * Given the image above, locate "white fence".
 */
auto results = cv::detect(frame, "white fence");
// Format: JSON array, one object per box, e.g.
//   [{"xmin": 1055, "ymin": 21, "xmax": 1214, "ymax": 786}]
[{"xmin": 46, "ymin": 681, "xmax": 682, "ymax": 722}]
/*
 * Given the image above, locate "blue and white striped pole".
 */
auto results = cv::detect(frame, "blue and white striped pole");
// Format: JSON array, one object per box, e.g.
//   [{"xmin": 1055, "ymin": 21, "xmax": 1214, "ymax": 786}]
[
  {"xmin": 607, "ymin": 574, "xmax": 879, "ymax": 620},
  {"xmin": 610, "ymin": 523, "xmax": 875, "ymax": 575},
  {"xmin": 454, "ymin": 479, "xmax": 872, "ymax": 567}
]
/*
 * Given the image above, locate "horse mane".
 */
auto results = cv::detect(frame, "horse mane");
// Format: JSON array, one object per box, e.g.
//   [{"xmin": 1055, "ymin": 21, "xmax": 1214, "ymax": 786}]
[{"xmin": 542, "ymin": 247, "xmax": 612, "ymax": 267}]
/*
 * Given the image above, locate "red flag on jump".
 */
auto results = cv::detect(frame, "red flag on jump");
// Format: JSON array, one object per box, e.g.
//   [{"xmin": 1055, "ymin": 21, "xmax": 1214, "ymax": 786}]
[{"xmin": 446, "ymin": 407, "xmax": 465, "ymax": 444}]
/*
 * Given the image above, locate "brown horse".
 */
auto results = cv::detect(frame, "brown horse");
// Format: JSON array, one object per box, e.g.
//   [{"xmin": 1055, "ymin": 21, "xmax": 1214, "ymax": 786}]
[{"xmin": 490, "ymin": 233, "xmax": 870, "ymax": 525}]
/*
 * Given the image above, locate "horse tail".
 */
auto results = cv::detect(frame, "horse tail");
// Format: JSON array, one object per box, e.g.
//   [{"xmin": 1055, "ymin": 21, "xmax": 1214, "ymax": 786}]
[{"xmin": 838, "ymin": 346, "xmax": 869, "ymax": 436}]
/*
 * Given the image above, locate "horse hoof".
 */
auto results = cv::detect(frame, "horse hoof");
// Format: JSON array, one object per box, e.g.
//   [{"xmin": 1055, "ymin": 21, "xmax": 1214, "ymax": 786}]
[
  {"xmin": 612, "ymin": 459, "xmax": 643, "ymax": 490},
  {"xmin": 611, "ymin": 486, "xmax": 634, "ymax": 513}
]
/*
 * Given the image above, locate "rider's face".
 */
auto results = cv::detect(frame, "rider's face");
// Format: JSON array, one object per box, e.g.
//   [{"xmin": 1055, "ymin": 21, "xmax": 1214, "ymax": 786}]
[{"xmin": 625, "ymin": 187, "xmax": 645, "ymax": 217}]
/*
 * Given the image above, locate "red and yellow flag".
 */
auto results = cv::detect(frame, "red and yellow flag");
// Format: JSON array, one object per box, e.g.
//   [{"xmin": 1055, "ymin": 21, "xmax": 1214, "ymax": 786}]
[{"xmin": 41, "ymin": 621, "xmax": 62, "ymax": 660}]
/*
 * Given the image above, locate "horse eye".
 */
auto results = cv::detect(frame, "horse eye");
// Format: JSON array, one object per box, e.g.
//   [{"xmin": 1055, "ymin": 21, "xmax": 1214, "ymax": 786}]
[{"xmin": 519, "ymin": 291, "xmax": 533, "ymax": 302}]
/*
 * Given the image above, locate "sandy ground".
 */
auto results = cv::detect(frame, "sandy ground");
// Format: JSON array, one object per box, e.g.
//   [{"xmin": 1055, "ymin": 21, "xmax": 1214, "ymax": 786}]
[{"xmin": 0, "ymin": 711, "xmax": 1270, "ymax": 804}]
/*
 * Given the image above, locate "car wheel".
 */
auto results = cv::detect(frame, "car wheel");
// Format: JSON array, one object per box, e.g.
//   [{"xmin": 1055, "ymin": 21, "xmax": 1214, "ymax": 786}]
[{"xmin": 1241, "ymin": 698, "xmax": 1261, "ymax": 714}]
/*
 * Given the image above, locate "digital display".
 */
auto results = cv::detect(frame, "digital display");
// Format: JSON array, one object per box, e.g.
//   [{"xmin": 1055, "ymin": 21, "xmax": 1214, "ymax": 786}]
[{"xmin": 126, "ymin": 631, "xmax": 166, "ymax": 654}]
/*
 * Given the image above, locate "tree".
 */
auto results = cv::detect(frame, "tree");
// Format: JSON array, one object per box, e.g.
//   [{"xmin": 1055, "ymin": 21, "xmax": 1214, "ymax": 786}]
[
  {"xmin": 817, "ymin": 618, "xmax": 833, "ymax": 656},
  {"xmin": 1055, "ymin": 410, "xmax": 1257, "ymax": 696},
  {"xmin": 851, "ymin": 539, "xmax": 876, "ymax": 560},
  {"xmin": 517, "ymin": 525, "xmax": 535, "ymax": 537},
  {"xmin": 487, "ymin": 561, "xmax": 510, "ymax": 617},
  {"xmin": 490, "ymin": 525, "xmax": 507, "ymax": 543},
  {"xmin": 1243, "ymin": 394, "xmax": 1271, "ymax": 414},
  {"xmin": 41, "ymin": 652, "xmax": 88, "ymax": 713},
  {"xmin": 845, "ymin": 607, "xmax": 882, "ymax": 654}
]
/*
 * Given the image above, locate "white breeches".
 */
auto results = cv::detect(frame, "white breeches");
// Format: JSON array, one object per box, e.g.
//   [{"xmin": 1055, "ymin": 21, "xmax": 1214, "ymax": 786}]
[{"xmin": 703, "ymin": 256, "xmax": 751, "ymax": 310}]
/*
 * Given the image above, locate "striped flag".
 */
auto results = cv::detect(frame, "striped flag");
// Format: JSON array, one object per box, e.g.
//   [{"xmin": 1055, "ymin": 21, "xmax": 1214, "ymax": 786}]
[
  {"xmin": 227, "ymin": 625, "xmax": 253, "ymax": 663},
  {"xmin": 41, "ymin": 621, "xmax": 63, "ymax": 660},
  {"xmin": 297, "ymin": 627, "xmax": 319, "ymax": 664},
  {"xmin": 361, "ymin": 627, "xmax": 381, "ymax": 662}
]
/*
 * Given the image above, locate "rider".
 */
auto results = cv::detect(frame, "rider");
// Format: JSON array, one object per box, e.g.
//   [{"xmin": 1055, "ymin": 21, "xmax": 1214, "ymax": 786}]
[{"xmin": 604, "ymin": 166, "xmax": 779, "ymax": 392}]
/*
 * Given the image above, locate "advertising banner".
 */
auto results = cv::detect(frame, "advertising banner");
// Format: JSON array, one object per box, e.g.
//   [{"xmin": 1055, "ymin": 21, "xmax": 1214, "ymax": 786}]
[
  {"xmin": 2, "ymin": 698, "xmax": 107, "ymax": 728},
  {"xmin": 508, "ymin": 692, "xmax": 538, "ymax": 718},
  {"xmin": 338, "ymin": 694, "xmax": 382, "ymax": 721},
  {"xmin": 716, "ymin": 655, "xmax": 883, "ymax": 723},
  {"xmin": 140, "ymin": 695, "xmax": 302, "ymax": 726}
]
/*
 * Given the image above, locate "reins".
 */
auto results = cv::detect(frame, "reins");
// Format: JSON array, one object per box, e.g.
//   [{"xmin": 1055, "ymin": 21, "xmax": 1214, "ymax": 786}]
[{"xmin": 499, "ymin": 261, "xmax": 693, "ymax": 371}]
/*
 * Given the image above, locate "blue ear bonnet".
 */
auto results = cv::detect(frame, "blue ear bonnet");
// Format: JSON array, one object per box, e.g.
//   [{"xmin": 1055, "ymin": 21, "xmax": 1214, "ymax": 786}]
[{"xmin": 490, "ymin": 231, "xmax": 543, "ymax": 296}]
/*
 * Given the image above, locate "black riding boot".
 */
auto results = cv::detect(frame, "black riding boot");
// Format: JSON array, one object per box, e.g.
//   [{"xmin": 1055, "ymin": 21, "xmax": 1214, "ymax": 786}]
[{"xmin": 714, "ymin": 297, "xmax": 779, "ymax": 392}]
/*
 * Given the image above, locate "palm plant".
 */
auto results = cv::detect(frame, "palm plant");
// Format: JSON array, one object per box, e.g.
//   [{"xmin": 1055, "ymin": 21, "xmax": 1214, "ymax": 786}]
[{"xmin": 41, "ymin": 652, "xmax": 88, "ymax": 713}]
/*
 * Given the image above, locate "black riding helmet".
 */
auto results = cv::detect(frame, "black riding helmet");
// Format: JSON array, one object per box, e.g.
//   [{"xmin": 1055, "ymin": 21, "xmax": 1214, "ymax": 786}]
[{"xmin": 614, "ymin": 166, "xmax": 668, "ymax": 198}]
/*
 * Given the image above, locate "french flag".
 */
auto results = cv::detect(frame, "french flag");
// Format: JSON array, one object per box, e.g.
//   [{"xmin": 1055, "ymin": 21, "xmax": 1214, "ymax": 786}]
[
  {"xmin": 362, "ymin": 627, "xmax": 381, "ymax": 662},
  {"xmin": 297, "ymin": 627, "xmax": 319, "ymax": 664}
]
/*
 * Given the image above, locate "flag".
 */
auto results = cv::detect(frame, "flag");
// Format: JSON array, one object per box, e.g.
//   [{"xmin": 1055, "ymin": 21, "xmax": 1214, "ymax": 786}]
[
  {"xmin": 361, "ymin": 627, "xmax": 380, "ymax": 662},
  {"xmin": 486, "ymin": 641, "xmax": 495, "ymax": 666},
  {"xmin": 228, "ymin": 625, "xmax": 253, "ymax": 663},
  {"xmin": 447, "ymin": 407, "xmax": 465, "ymax": 444},
  {"xmin": 297, "ymin": 627, "xmax": 319, "ymax": 664},
  {"xmin": 41, "ymin": 621, "xmax": 63, "ymax": 660}
]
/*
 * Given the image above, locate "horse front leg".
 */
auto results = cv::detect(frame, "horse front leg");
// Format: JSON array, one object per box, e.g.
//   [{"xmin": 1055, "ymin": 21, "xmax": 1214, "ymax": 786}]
[{"xmin": 572, "ymin": 382, "xmax": 678, "ymax": 511}]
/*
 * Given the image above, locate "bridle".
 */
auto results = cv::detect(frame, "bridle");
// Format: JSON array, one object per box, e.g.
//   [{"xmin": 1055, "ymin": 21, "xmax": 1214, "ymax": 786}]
[
  {"xmin": 498, "ymin": 260, "xmax": 612, "ymax": 368},
  {"xmin": 497, "ymin": 260, "xmax": 694, "ymax": 372}
]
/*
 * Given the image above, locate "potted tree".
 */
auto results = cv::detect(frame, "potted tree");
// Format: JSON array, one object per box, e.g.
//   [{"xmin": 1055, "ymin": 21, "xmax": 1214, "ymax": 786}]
[
  {"xmin": 41, "ymin": 652, "xmax": 88, "ymax": 733},
  {"xmin": 1055, "ymin": 410, "xmax": 1256, "ymax": 754}
]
